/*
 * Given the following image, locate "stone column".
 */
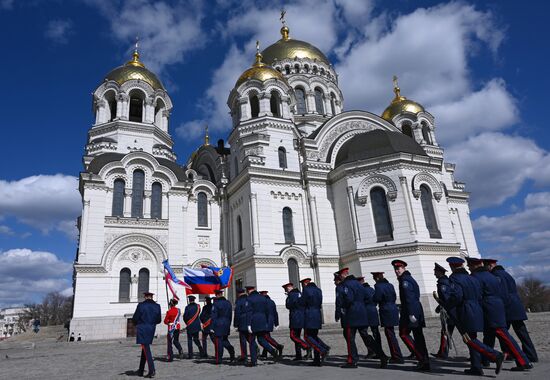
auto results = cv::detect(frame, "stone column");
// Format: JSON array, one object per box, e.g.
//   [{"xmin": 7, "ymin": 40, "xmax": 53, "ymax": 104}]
[
  {"xmin": 399, "ymin": 176, "xmax": 417, "ymax": 236},
  {"xmin": 412, "ymin": 122, "xmax": 424, "ymax": 143},
  {"xmin": 346, "ymin": 186, "xmax": 361, "ymax": 243},
  {"xmin": 162, "ymin": 193, "xmax": 169, "ymax": 219},
  {"xmin": 144, "ymin": 97, "xmax": 155, "ymax": 124},
  {"xmin": 143, "ymin": 190, "xmax": 152, "ymax": 218},
  {"xmin": 306, "ymin": 91, "xmax": 315, "ymax": 113},
  {"xmin": 162, "ymin": 109, "xmax": 170, "ymax": 132},
  {"xmin": 249, "ymin": 193, "xmax": 260, "ymax": 249},
  {"xmin": 259, "ymin": 92, "xmax": 271, "ymax": 117},
  {"xmin": 124, "ymin": 189, "xmax": 132, "ymax": 217},
  {"xmin": 238, "ymin": 96, "xmax": 249, "ymax": 121},
  {"xmin": 130, "ymin": 275, "xmax": 139, "ymax": 303},
  {"xmin": 309, "ymin": 196, "xmax": 321, "ymax": 249},
  {"xmin": 323, "ymin": 95, "xmax": 331, "ymax": 116},
  {"xmin": 95, "ymin": 98, "xmax": 106, "ymax": 124},
  {"xmin": 79, "ymin": 199, "xmax": 91, "ymax": 256}
]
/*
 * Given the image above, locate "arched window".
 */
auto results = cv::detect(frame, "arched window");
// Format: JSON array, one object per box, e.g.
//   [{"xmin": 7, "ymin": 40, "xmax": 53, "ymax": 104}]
[
  {"xmin": 402, "ymin": 124, "xmax": 413, "ymax": 138},
  {"xmin": 250, "ymin": 94, "xmax": 259, "ymax": 118},
  {"xmin": 370, "ymin": 187, "xmax": 393, "ymax": 242},
  {"xmin": 295, "ymin": 87, "xmax": 307, "ymax": 114},
  {"xmin": 278, "ymin": 147, "xmax": 287, "ymax": 169},
  {"xmin": 105, "ymin": 91, "xmax": 117, "ymax": 122},
  {"xmin": 138, "ymin": 268, "xmax": 150, "ymax": 302},
  {"xmin": 129, "ymin": 90, "xmax": 144, "ymax": 123},
  {"xmin": 197, "ymin": 192, "xmax": 208, "ymax": 227},
  {"xmin": 422, "ymin": 123, "xmax": 431, "ymax": 144},
  {"xmin": 285, "ymin": 65, "xmax": 291, "ymax": 75},
  {"xmin": 119, "ymin": 268, "xmax": 131, "ymax": 302},
  {"xmin": 237, "ymin": 216, "xmax": 243, "ymax": 251},
  {"xmin": 287, "ymin": 258, "xmax": 300, "ymax": 288},
  {"xmin": 330, "ymin": 93, "xmax": 337, "ymax": 115},
  {"xmin": 131, "ymin": 169, "xmax": 145, "ymax": 218},
  {"xmin": 314, "ymin": 88, "xmax": 325, "ymax": 114},
  {"xmin": 112, "ymin": 179, "xmax": 125, "ymax": 217},
  {"xmin": 304, "ymin": 65, "xmax": 310, "ymax": 73},
  {"xmin": 283, "ymin": 207, "xmax": 295, "ymax": 244},
  {"xmin": 151, "ymin": 182, "xmax": 162, "ymax": 219},
  {"xmin": 270, "ymin": 91, "xmax": 281, "ymax": 117},
  {"xmin": 420, "ymin": 185, "xmax": 441, "ymax": 238},
  {"xmin": 294, "ymin": 64, "xmax": 300, "ymax": 73},
  {"xmin": 312, "ymin": 66, "xmax": 318, "ymax": 74}
]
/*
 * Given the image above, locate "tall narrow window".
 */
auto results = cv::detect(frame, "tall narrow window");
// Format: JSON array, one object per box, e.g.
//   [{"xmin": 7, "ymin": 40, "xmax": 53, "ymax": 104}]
[
  {"xmin": 237, "ymin": 216, "xmax": 243, "ymax": 251},
  {"xmin": 370, "ymin": 187, "xmax": 393, "ymax": 242},
  {"xmin": 330, "ymin": 93, "xmax": 337, "ymax": 115},
  {"xmin": 119, "ymin": 268, "xmax": 131, "ymax": 302},
  {"xmin": 422, "ymin": 124, "xmax": 432, "ymax": 144},
  {"xmin": 112, "ymin": 179, "xmax": 125, "ymax": 217},
  {"xmin": 137, "ymin": 268, "xmax": 149, "ymax": 302},
  {"xmin": 285, "ymin": 65, "xmax": 291, "ymax": 75},
  {"xmin": 287, "ymin": 258, "xmax": 300, "ymax": 288},
  {"xmin": 131, "ymin": 170, "xmax": 144, "ymax": 218},
  {"xmin": 197, "ymin": 192, "xmax": 208, "ymax": 227},
  {"xmin": 105, "ymin": 91, "xmax": 117, "ymax": 122},
  {"xmin": 278, "ymin": 147, "xmax": 287, "ymax": 169},
  {"xmin": 283, "ymin": 207, "xmax": 295, "ymax": 244},
  {"xmin": 270, "ymin": 91, "xmax": 281, "ymax": 117},
  {"xmin": 151, "ymin": 182, "xmax": 162, "ymax": 219},
  {"xmin": 129, "ymin": 90, "xmax": 144, "ymax": 122},
  {"xmin": 420, "ymin": 185, "xmax": 441, "ymax": 238},
  {"xmin": 250, "ymin": 95, "xmax": 259, "ymax": 118},
  {"xmin": 402, "ymin": 124, "xmax": 413, "ymax": 138},
  {"xmin": 295, "ymin": 87, "xmax": 307, "ymax": 114},
  {"xmin": 314, "ymin": 88, "xmax": 325, "ymax": 114}
]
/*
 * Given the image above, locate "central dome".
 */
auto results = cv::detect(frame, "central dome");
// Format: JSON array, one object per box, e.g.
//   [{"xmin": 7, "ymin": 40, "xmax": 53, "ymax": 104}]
[
  {"xmin": 104, "ymin": 50, "xmax": 164, "ymax": 91},
  {"xmin": 261, "ymin": 26, "xmax": 330, "ymax": 66}
]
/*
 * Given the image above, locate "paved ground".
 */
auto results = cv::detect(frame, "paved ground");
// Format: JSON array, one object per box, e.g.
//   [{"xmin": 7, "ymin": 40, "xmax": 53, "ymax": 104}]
[{"xmin": 1, "ymin": 313, "xmax": 549, "ymax": 379}]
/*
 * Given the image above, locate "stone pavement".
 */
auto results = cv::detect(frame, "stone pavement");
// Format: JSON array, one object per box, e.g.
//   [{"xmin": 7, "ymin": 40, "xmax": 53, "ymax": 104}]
[{"xmin": 1, "ymin": 313, "xmax": 548, "ymax": 379}]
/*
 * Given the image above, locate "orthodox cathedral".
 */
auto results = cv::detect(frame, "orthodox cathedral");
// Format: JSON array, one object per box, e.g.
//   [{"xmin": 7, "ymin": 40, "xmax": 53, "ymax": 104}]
[{"xmin": 71, "ymin": 21, "xmax": 479, "ymax": 340}]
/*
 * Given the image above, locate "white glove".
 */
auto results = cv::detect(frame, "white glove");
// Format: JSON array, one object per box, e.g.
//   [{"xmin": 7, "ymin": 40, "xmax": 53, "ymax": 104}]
[
  {"xmin": 274, "ymin": 325, "xmax": 279, "ymax": 331},
  {"xmin": 248, "ymin": 326, "xmax": 253, "ymax": 334},
  {"xmin": 409, "ymin": 315, "xmax": 417, "ymax": 323}
]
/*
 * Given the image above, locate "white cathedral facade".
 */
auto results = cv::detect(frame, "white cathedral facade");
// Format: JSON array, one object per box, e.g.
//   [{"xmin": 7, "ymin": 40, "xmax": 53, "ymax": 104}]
[{"xmin": 71, "ymin": 23, "xmax": 479, "ymax": 340}]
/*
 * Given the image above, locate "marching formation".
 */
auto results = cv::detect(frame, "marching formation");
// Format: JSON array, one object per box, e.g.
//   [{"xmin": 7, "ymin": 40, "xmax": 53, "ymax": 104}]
[{"xmin": 130, "ymin": 257, "xmax": 538, "ymax": 378}]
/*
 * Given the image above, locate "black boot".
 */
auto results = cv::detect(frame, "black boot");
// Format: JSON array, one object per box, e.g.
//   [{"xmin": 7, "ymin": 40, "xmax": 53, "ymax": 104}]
[{"xmin": 304, "ymin": 348, "xmax": 312, "ymax": 360}]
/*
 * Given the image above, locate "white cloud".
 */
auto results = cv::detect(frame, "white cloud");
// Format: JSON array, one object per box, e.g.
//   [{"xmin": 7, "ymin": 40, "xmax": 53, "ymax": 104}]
[
  {"xmin": 45, "ymin": 19, "xmax": 74, "ymax": 44},
  {"xmin": 0, "ymin": 249, "xmax": 73, "ymax": 307},
  {"xmin": 0, "ymin": 225, "xmax": 14, "ymax": 236},
  {"xmin": 0, "ymin": 0, "xmax": 13, "ymax": 10},
  {"xmin": 0, "ymin": 174, "xmax": 81, "ymax": 239}
]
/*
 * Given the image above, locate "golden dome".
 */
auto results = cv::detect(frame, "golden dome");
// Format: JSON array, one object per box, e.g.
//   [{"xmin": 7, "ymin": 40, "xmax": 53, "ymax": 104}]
[
  {"xmin": 235, "ymin": 44, "xmax": 287, "ymax": 87},
  {"xmin": 381, "ymin": 76, "xmax": 425, "ymax": 122},
  {"xmin": 104, "ymin": 49, "xmax": 164, "ymax": 90},
  {"xmin": 261, "ymin": 26, "xmax": 330, "ymax": 66}
]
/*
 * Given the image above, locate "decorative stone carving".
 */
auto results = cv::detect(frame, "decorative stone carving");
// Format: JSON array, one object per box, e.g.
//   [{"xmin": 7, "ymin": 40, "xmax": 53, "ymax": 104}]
[
  {"xmin": 280, "ymin": 247, "xmax": 308, "ymax": 265},
  {"xmin": 244, "ymin": 146, "xmax": 264, "ymax": 157},
  {"xmin": 197, "ymin": 236, "xmax": 210, "ymax": 249},
  {"xmin": 318, "ymin": 120, "xmax": 378, "ymax": 161},
  {"xmin": 103, "ymin": 233, "xmax": 167, "ymax": 271},
  {"xmin": 357, "ymin": 174, "xmax": 398, "ymax": 204},
  {"xmin": 119, "ymin": 248, "xmax": 152, "ymax": 263},
  {"xmin": 412, "ymin": 172, "xmax": 443, "ymax": 201}
]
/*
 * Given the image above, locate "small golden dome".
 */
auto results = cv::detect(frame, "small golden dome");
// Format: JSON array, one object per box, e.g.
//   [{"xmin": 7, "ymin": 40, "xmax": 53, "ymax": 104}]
[
  {"xmin": 104, "ymin": 47, "xmax": 164, "ymax": 90},
  {"xmin": 261, "ymin": 25, "xmax": 330, "ymax": 66},
  {"xmin": 235, "ymin": 42, "xmax": 287, "ymax": 87},
  {"xmin": 381, "ymin": 76, "xmax": 425, "ymax": 122}
]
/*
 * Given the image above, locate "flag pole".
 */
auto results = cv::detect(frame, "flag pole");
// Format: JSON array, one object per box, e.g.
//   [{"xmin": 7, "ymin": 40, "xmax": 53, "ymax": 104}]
[{"xmin": 163, "ymin": 268, "xmax": 170, "ymax": 306}]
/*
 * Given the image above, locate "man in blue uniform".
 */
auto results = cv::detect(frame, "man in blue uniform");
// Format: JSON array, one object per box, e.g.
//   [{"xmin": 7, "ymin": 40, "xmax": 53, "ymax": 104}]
[
  {"xmin": 484, "ymin": 259, "xmax": 538, "ymax": 363},
  {"xmin": 233, "ymin": 288, "xmax": 248, "ymax": 363},
  {"xmin": 211, "ymin": 289, "xmax": 235, "ymax": 364},
  {"xmin": 301, "ymin": 277, "xmax": 330, "ymax": 366},
  {"xmin": 432, "ymin": 263, "xmax": 455, "ymax": 359},
  {"xmin": 283, "ymin": 282, "xmax": 310, "ymax": 361},
  {"xmin": 372, "ymin": 271, "xmax": 403, "ymax": 363},
  {"xmin": 392, "ymin": 259, "xmax": 430, "ymax": 371},
  {"xmin": 358, "ymin": 276, "xmax": 387, "ymax": 362},
  {"xmin": 444, "ymin": 257, "xmax": 504, "ymax": 376},
  {"xmin": 259, "ymin": 291, "xmax": 284, "ymax": 359},
  {"xmin": 132, "ymin": 291, "xmax": 161, "ymax": 378},
  {"xmin": 199, "ymin": 296, "xmax": 215, "ymax": 357},
  {"xmin": 183, "ymin": 295, "xmax": 205, "ymax": 359},
  {"xmin": 244, "ymin": 285, "xmax": 279, "ymax": 366},
  {"xmin": 467, "ymin": 257, "xmax": 531, "ymax": 371}
]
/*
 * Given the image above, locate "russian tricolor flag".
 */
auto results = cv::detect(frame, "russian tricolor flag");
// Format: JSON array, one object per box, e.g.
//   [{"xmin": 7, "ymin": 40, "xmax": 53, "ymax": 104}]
[
  {"xmin": 183, "ymin": 266, "xmax": 233, "ymax": 295},
  {"xmin": 162, "ymin": 260, "xmax": 191, "ymax": 301}
]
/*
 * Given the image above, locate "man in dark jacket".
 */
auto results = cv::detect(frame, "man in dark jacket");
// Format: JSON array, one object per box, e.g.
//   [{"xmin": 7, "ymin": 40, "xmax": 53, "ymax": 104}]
[
  {"xmin": 199, "ymin": 296, "xmax": 215, "ymax": 357},
  {"xmin": 132, "ymin": 291, "xmax": 161, "ymax": 378},
  {"xmin": 485, "ymin": 259, "xmax": 538, "ymax": 362},
  {"xmin": 301, "ymin": 277, "xmax": 330, "ymax": 366},
  {"xmin": 283, "ymin": 282, "xmax": 310, "ymax": 361},
  {"xmin": 359, "ymin": 276, "xmax": 387, "ymax": 362},
  {"xmin": 183, "ymin": 295, "xmax": 205, "ymax": 359},
  {"xmin": 392, "ymin": 259, "xmax": 430, "ymax": 371},
  {"xmin": 432, "ymin": 263, "xmax": 455, "ymax": 359},
  {"xmin": 245, "ymin": 285, "xmax": 279, "ymax": 366},
  {"xmin": 233, "ymin": 288, "xmax": 248, "ymax": 362},
  {"xmin": 211, "ymin": 289, "xmax": 235, "ymax": 364},
  {"xmin": 467, "ymin": 257, "xmax": 531, "ymax": 371},
  {"xmin": 372, "ymin": 271, "xmax": 403, "ymax": 363},
  {"xmin": 259, "ymin": 291, "xmax": 284, "ymax": 358}
]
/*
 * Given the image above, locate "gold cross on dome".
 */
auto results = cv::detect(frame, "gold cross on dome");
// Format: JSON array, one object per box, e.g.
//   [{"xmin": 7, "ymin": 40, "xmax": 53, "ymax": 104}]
[
  {"xmin": 280, "ymin": 8, "xmax": 286, "ymax": 25},
  {"xmin": 392, "ymin": 75, "xmax": 398, "ymax": 89}
]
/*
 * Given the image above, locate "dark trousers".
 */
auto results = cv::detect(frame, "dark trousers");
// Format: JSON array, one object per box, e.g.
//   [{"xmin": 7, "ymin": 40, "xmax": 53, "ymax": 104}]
[
  {"xmin": 139, "ymin": 344, "xmax": 155, "ymax": 374},
  {"xmin": 359, "ymin": 326, "xmax": 387, "ymax": 358},
  {"xmin": 290, "ymin": 328, "xmax": 309, "ymax": 358},
  {"xmin": 187, "ymin": 331, "xmax": 204, "ymax": 357},
  {"xmin": 167, "ymin": 330, "xmax": 183, "ymax": 360},
  {"xmin": 214, "ymin": 335, "xmax": 235, "ymax": 364},
  {"xmin": 484, "ymin": 327, "xmax": 529, "ymax": 366},
  {"xmin": 238, "ymin": 331, "xmax": 248, "ymax": 359},
  {"xmin": 344, "ymin": 326, "xmax": 359, "ymax": 364},
  {"xmin": 304, "ymin": 328, "xmax": 328, "ymax": 363},
  {"xmin": 436, "ymin": 322, "xmax": 455, "ymax": 357},
  {"xmin": 465, "ymin": 332, "xmax": 501, "ymax": 370},
  {"xmin": 399, "ymin": 325, "xmax": 429, "ymax": 363},
  {"xmin": 384, "ymin": 326, "xmax": 403, "ymax": 359},
  {"xmin": 248, "ymin": 332, "xmax": 275, "ymax": 365},
  {"xmin": 508, "ymin": 320, "xmax": 538, "ymax": 362},
  {"xmin": 201, "ymin": 329, "xmax": 215, "ymax": 356},
  {"xmin": 261, "ymin": 332, "xmax": 282, "ymax": 356}
]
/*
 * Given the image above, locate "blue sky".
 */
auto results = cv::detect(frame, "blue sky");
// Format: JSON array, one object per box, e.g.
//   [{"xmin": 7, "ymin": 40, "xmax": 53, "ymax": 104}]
[{"xmin": 1, "ymin": 0, "xmax": 549, "ymax": 307}]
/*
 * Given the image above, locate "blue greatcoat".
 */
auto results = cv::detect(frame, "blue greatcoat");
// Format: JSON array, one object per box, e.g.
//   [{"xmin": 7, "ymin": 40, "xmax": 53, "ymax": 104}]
[
  {"xmin": 183, "ymin": 303, "xmax": 202, "ymax": 334},
  {"xmin": 340, "ymin": 276, "xmax": 368, "ymax": 328},
  {"xmin": 200, "ymin": 303, "xmax": 213, "ymax": 333},
  {"xmin": 470, "ymin": 267, "xmax": 506, "ymax": 328},
  {"xmin": 334, "ymin": 283, "xmax": 345, "ymax": 327},
  {"xmin": 286, "ymin": 289, "xmax": 305, "ymax": 329},
  {"xmin": 363, "ymin": 283, "xmax": 380, "ymax": 327},
  {"xmin": 233, "ymin": 294, "xmax": 248, "ymax": 332},
  {"xmin": 436, "ymin": 275, "xmax": 457, "ymax": 320},
  {"xmin": 265, "ymin": 295, "xmax": 279, "ymax": 332},
  {"xmin": 132, "ymin": 299, "xmax": 161, "ymax": 345},
  {"xmin": 211, "ymin": 297, "xmax": 232, "ymax": 337},
  {"xmin": 491, "ymin": 266, "xmax": 527, "ymax": 322},
  {"xmin": 397, "ymin": 271, "xmax": 425, "ymax": 328},
  {"xmin": 301, "ymin": 282, "xmax": 323, "ymax": 329},
  {"xmin": 245, "ymin": 291, "xmax": 270, "ymax": 333},
  {"xmin": 373, "ymin": 279, "xmax": 399, "ymax": 327},
  {"xmin": 447, "ymin": 268, "xmax": 484, "ymax": 332}
]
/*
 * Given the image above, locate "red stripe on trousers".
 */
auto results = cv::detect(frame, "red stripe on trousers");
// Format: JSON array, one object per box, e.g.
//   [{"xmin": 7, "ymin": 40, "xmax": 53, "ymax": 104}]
[
  {"xmin": 495, "ymin": 328, "xmax": 527, "ymax": 366},
  {"xmin": 214, "ymin": 337, "xmax": 219, "ymax": 364},
  {"xmin": 304, "ymin": 332, "xmax": 322, "ymax": 354},
  {"xmin": 141, "ymin": 344, "xmax": 148, "ymax": 363},
  {"xmin": 466, "ymin": 339, "xmax": 496, "ymax": 362},
  {"xmin": 290, "ymin": 329, "xmax": 309, "ymax": 349},
  {"xmin": 399, "ymin": 327, "xmax": 422, "ymax": 360},
  {"xmin": 384, "ymin": 328, "xmax": 398, "ymax": 358},
  {"xmin": 265, "ymin": 333, "xmax": 278, "ymax": 347}
]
